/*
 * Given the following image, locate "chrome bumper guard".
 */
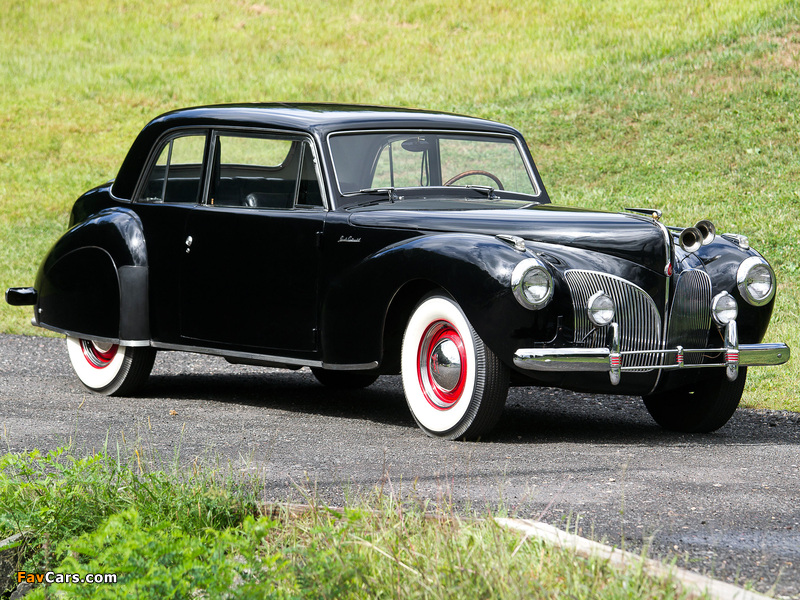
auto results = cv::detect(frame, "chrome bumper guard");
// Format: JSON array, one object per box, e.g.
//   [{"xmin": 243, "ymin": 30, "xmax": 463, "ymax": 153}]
[{"xmin": 513, "ymin": 322, "xmax": 790, "ymax": 385}]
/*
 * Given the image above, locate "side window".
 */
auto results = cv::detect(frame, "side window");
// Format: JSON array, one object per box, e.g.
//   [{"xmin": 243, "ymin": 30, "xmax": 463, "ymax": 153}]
[
  {"xmin": 210, "ymin": 134, "xmax": 324, "ymax": 209},
  {"xmin": 139, "ymin": 134, "xmax": 206, "ymax": 203},
  {"xmin": 297, "ymin": 142, "xmax": 324, "ymax": 208}
]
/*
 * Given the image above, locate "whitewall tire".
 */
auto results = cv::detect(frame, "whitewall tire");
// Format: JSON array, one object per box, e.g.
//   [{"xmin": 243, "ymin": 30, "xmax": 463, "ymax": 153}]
[
  {"xmin": 401, "ymin": 295, "xmax": 509, "ymax": 440},
  {"xmin": 66, "ymin": 336, "xmax": 156, "ymax": 396}
]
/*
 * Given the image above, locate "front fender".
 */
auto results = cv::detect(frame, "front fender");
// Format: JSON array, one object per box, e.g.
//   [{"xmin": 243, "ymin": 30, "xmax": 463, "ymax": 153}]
[
  {"xmin": 692, "ymin": 239, "xmax": 775, "ymax": 344},
  {"xmin": 320, "ymin": 233, "xmax": 562, "ymax": 367},
  {"xmin": 34, "ymin": 207, "xmax": 150, "ymax": 342}
]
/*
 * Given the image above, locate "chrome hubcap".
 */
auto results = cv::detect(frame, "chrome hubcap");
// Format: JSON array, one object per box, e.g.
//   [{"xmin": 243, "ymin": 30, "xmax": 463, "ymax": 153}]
[
  {"xmin": 80, "ymin": 339, "xmax": 119, "ymax": 368},
  {"xmin": 429, "ymin": 338, "xmax": 462, "ymax": 392},
  {"xmin": 417, "ymin": 320, "xmax": 468, "ymax": 410}
]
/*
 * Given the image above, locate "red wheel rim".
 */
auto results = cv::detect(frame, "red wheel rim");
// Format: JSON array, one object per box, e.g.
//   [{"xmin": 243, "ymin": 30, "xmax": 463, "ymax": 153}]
[
  {"xmin": 80, "ymin": 340, "xmax": 119, "ymax": 369},
  {"xmin": 417, "ymin": 320, "xmax": 467, "ymax": 410}
]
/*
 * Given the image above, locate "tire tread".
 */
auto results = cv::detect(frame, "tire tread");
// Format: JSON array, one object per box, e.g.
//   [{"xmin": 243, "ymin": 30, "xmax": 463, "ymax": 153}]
[
  {"xmin": 643, "ymin": 368, "xmax": 747, "ymax": 433},
  {"xmin": 106, "ymin": 347, "xmax": 156, "ymax": 396}
]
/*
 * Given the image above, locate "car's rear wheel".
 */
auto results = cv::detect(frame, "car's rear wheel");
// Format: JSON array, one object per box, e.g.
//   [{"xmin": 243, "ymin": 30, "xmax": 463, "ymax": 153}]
[
  {"xmin": 311, "ymin": 367, "xmax": 379, "ymax": 389},
  {"xmin": 66, "ymin": 336, "xmax": 156, "ymax": 396},
  {"xmin": 401, "ymin": 294, "xmax": 509, "ymax": 440},
  {"xmin": 642, "ymin": 368, "xmax": 747, "ymax": 433}
]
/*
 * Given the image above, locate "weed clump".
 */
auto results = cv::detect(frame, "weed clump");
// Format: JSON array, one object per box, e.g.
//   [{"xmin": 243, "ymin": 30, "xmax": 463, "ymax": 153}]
[{"xmin": 0, "ymin": 447, "xmax": 692, "ymax": 599}]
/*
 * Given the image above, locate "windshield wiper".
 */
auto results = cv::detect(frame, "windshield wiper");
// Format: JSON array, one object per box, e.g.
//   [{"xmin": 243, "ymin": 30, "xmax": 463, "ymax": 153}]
[
  {"xmin": 348, "ymin": 187, "xmax": 401, "ymax": 208},
  {"xmin": 358, "ymin": 187, "xmax": 400, "ymax": 200},
  {"xmin": 462, "ymin": 185, "xmax": 499, "ymax": 200}
]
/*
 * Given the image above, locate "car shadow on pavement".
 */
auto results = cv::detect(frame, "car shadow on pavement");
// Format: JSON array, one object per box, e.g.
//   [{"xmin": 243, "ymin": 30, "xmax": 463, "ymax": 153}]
[
  {"xmin": 143, "ymin": 367, "xmax": 800, "ymax": 447},
  {"xmin": 145, "ymin": 370, "xmax": 415, "ymax": 429}
]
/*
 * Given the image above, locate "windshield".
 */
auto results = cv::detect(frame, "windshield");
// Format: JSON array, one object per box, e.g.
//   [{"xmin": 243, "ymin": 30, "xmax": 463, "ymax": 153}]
[{"xmin": 328, "ymin": 132, "xmax": 539, "ymax": 198}]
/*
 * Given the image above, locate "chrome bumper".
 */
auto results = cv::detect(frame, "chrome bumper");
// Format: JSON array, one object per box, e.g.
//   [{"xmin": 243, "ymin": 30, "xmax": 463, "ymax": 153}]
[{"xmin": 513, "ymin": 322, "xmax": 790, "ymax": 385}]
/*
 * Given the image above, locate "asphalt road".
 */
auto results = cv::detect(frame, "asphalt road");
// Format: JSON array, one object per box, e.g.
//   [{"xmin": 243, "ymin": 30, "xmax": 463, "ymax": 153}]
[{"xmin": 1, "ymin": 333, "xmax": 798, "ymax": 598}]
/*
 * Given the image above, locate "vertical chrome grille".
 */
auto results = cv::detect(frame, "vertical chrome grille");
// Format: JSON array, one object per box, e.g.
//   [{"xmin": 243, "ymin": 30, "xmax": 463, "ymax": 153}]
[
  {"xmin": 666, "ymin": 269, "xmax": 712, "ymax": 364},
  {"xmin": 565, "ymin": 270, "xmax": 662, "ymax": 371}
]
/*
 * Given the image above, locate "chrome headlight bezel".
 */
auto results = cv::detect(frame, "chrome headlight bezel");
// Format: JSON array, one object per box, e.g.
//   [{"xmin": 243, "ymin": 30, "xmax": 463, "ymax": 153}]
[
  {"xmin": 587, "ymin": 290, "xmax": 615, "ymax": 327},
  {"xmin": 711, "ymin": 291, "xmax": 738, "ymax": 326},
  {"xmin": 736, "ymin": 256, "xmax": 776, "ymax": 307},
  {"xmin": 511, "ymin": 258, "xmax": 554, "ymax": 310}
]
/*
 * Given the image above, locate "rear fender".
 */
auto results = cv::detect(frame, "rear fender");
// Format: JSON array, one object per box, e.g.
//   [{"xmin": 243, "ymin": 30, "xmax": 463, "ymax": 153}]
[{"xmin": 34, "ymin": 207, "xmax": 150, "ymax": 342}]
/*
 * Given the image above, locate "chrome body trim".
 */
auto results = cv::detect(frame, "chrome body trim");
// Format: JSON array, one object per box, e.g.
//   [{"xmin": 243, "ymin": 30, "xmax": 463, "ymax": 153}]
[
  {"xmin": 496, "ymin": 234, "xmax": 527, "ymax": 252},
  {"xmin": 650, "ymin": 218, "xmax": 674, "ymax": 393},
  {"xmin": 725, "ymin": 320, "xmax": 739, "ymax": 381},
  {"xmin": 666, "ymin": 269, "xmax": 712, "ymax": 365},
  {"xmin": 564, "ymin": 270, "xmax": 661, "ymax": 372},
  {"xmin": 722, "ymin": 232, "xmax": 749, "ymax": 250},
  {"xmin": 321, "ymin": 361, "xmax": 380, "ymax": 371},
  {"xmin": 739, "ymin": 343, "xmax": 791, "ymax": 366},
  {"xmin": 624, "ymin": 207, "xmax": 663, "ymax": 220},
  {"xmin": 152, "ymin": 342, "xmax": 377, "ymax": 371},
  {"xmin": 151, "ymin": 341, "xmax": 324, "ymax": 368},
  {"xmin": 34, "ymin": 323, "xmax": 151, "ymax": 347},
  {"xmin": 514, "ymin": 338, "xmax": 789, "ymax": 379}
]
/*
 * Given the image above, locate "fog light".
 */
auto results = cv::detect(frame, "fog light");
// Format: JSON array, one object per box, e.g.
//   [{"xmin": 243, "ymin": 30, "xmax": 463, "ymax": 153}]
[
  {"xmin": 587, "ymin": 291, "xmax": 615, "ymax": 326},
  {"xmin": 711, "ymin": 291, "xmax": 738, "ymax": 325}
]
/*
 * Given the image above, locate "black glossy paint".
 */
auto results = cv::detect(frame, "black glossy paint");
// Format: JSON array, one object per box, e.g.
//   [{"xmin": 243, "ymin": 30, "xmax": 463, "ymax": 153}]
[
  {"xmin": 347, "ymin": 202, "xmax": 670, "ymax": 274},
  {"xmin": 181, "ymin": 205, "xmax": 324, "ymax": 352},
  {"xmin": 9, "ymin": 104, "xmax": 783, "ymax": 398},
  {"xmin": 4, "ymin": 287, "xmax": 36, "ymax": 306},
  {"xmin": 34, "ymin": 205, "xmax": 148, "ymax": 340}
]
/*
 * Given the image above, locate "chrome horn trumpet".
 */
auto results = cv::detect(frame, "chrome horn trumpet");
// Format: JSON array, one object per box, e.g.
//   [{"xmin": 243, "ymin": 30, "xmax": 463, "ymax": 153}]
[
  {"xmin": 678, "ymin": 226, "xmax": 703, "ymax": 253},
  {"xmin": 694, "ymin": 219, "xmax": 716, "ymax": 246}
]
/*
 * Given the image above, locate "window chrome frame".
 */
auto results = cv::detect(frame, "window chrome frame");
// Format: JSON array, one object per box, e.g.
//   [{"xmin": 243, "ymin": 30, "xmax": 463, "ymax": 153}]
[
  {"xmin": 129, "ymin": 126, "xmax": 330, "ymax": 211},
  {"xmin": 129, "ymin": 127, "xmax": 210, "ymax": 206},
  {"xmin": 204, "ymin": 128, "xmax": 329, "ymax": 211},
  {"xmin": 326, "ymin": 129, "xmax": 543, "ymax": 202}
]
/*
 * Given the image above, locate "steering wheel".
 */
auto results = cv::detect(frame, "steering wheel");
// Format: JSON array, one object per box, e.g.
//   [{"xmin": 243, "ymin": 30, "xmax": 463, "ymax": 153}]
[{"xmin": 443, "ymin": 170, "xmax": 504, "ymax": 190}]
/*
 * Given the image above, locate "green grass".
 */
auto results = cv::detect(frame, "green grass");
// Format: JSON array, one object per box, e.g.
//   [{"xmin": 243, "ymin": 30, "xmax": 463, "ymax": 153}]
[
  {"xmin": 1, "ymin": 0, "xmax": 798, "ymax": 409},
  {"xmin": 0, "ymin": 447, "xmax": 700, "ymax": 599}
]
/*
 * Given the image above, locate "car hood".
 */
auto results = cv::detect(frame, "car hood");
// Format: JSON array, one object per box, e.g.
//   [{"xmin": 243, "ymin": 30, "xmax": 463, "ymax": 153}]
[{"xmin": 348, "ymin": 203, "xmax": 670, "ymax": 274}]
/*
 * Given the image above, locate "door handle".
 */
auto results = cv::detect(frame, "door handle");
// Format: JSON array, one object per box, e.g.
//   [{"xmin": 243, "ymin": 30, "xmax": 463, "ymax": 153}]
[{"xmin": 185, "ymin": 235, "xmax": 193, "ymax": 253}]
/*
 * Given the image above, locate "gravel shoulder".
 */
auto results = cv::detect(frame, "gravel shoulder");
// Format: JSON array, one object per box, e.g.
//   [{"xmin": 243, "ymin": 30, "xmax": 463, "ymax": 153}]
[{"xmin": 1, "ymin": 333, "xmax": 798, "ymax": 598}]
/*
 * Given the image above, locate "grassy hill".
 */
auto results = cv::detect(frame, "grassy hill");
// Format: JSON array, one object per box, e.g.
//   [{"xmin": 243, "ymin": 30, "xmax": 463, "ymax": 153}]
[{"xmin": 1, "ymin": 0, "xmax": 797, "ymax": 409}]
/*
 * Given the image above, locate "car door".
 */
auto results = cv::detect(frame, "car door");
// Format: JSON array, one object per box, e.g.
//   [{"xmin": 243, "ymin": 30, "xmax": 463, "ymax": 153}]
[
  {"xmin": 180, "ymin": 131, "xmax": 326, "ymax": 352},
  {"xmin": 132, "ymin": 130, "xmax": 210, "ymax": 345}
]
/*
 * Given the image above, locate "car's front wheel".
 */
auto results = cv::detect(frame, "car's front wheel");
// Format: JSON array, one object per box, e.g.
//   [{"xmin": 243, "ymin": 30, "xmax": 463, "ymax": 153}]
[
  {"xmin": 642, "ymin": 368, "xmax": 747, "ymax": 433},
  {"xmin": 66, "ymin": 336, "xmax": 156, "ymax": 396},
  {"xmin": 401, "ymin": 294, "xmax": 509, "ymax": 440}
]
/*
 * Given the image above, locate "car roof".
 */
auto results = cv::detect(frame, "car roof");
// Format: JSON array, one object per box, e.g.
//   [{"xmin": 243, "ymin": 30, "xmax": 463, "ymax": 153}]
[
  {"xmin": 112, "ymin": 103, "xmax": 523, "ymax": 199},
  {"xmin": 145, "ymin": 103, "xmax": 518, "ymax": 135}
]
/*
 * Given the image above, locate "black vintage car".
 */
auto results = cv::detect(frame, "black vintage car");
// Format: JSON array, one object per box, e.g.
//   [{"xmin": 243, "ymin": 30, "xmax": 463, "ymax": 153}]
[{"xmin": 6, "ymin": 104, "xmax": 790, "ymax": 439}]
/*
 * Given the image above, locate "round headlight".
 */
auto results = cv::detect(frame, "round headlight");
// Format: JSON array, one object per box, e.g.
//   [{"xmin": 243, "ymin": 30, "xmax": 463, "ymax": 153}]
[
  {"xmin": 511, "ymin": 258, "xmax": 553, "ymax": 310},
  {"xmin": 711, "ymin": 291, "xmax": 738, "ymax": 325},
  {"xmin": 736, "ymin": 256, "xmax": 776, "ymax": 306},
  {"xmin": 587, "ymin": 291, "xmax": 615, "ymax": 326}
]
